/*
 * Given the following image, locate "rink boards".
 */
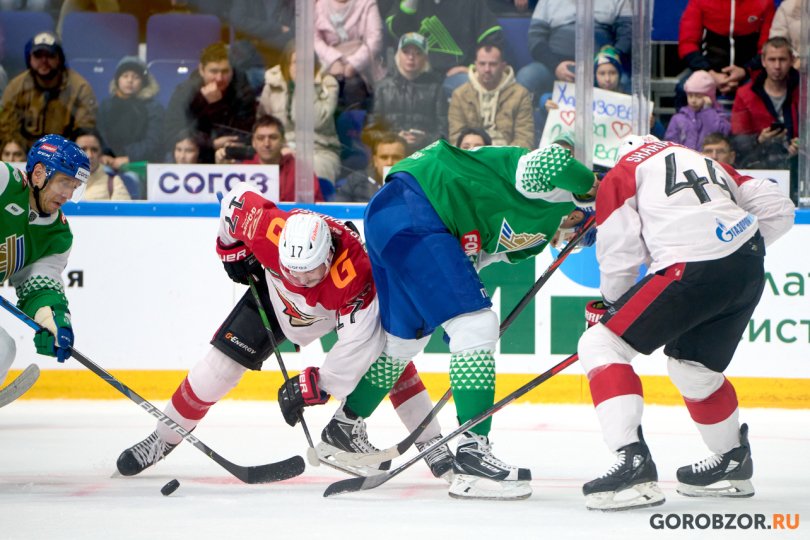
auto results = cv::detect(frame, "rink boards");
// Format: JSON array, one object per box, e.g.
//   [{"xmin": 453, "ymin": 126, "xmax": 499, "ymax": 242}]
[{"xmin": 1, "ymin": 202, "xmax": 807, "ymax": 407}]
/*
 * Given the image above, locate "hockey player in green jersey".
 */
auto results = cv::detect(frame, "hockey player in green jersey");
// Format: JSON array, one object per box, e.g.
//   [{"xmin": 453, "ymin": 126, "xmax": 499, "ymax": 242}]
[
  {"xmin": 0, "ymin": 134, "xmax": 90, "ymax": 406},
  {"xmin": 363, "ymin": 139, "xmax": 597, "ymax": 499}
]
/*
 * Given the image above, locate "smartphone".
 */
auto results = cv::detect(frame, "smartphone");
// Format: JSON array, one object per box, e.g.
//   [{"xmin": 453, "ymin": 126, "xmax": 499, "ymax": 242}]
[
  {"xmin": 770, "ymin": 122, "xmax": 785, "ymax": 131},
  {"xmin": 224, "ymin": 144, "xmax": 256, "ymax": 161}
]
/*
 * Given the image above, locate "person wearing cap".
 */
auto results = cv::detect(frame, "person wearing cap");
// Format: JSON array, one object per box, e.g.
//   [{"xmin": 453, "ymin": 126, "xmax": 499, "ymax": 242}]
[
  {"xmin": 366, "ymin": 32, "xmax": 446, "ymax": 154},
  {"xmin": 0, "ymin": 31, "xmax": 97, "ymax": 150},
  {"xmin": 664, "ymin": 69, "xmax": 730, "ymax": 151},
  {"xmin": 363, "ymin": 138, "xmax": 597, "ymax": 499},
  {"xmin": 449, "ymin": 42, "xmax": 534, "ymax": 149},
  {"xmin": 97, "ymin": 56, "xmax": 165, "ymax": 168}
]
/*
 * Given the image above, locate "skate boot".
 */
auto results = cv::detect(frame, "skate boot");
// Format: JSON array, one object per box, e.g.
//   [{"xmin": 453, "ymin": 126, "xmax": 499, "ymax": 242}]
[
  {"xmin": 676, "ymin": 423, "xmax": 754, "ymax": 498},
  {"xmin": 415, "ymin": 436, "xmax": 456, "ymax": 483},
  {"xmin": 116, "ymin": 431, "xmax": 178, "ymax": 476},
  {"xmin": 316, "ymin": 405, "xmax": 391, "ymax": 476},
  {"xmin": 583, "ymin": 426, "xmax": 665, "ymax": 511},
  {"xmin": 449, "ymin": 431, "xmax": 532, "ymax": 500}
]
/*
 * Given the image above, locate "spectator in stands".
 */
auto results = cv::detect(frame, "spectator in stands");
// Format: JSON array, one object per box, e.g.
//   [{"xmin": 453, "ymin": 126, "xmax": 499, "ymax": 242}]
[
  {"xmin": 164, "ymin": 42, "xmax": 256, "ymax": 163},
  {"xmin": 334, "ymin": 132, "xmax": 406, "ymax": 202},
  {"xmin": 455, "ymin": 127, "xmax": 493, "ymax": 150},
  {"xmin": 366, "ymin": 32, "xmax": 446, "ymax": 154},
  {"xmin": 769, "ymin": 0, "xmax": 802, "ymax": 69},
  {"xmin": 259, "ymin": 40, "xmax": 342, "ymax": 183},
  {"xmin": 216, "ymin": 115, "xmax": 324, "ymax": 202},
  {"xmin": 0, "ymin": 31, "xmax": 97, "ymax": 149},
  {"xmin": 171, "ymin": 129, "xmax": 206, "ymax": 164},
  {"xmin": 593, "ymin": 45, "xmax": 626, "ymax": 93},
  {"xmin": 677, "ymin": 0, "xmax": 774, "ymax": 107},
  {"xmin": 74, "ymin": 128, "xmax": 131, "ymax": 201},
  {"xmin": 517, "ymin": 0, "xmax": 632, "ymax": 99},
  {"xmin": 700, "ymin": 132, "xmax": 737, "ymax": 166},
  {"xmin": 386, "ymin": 0, "xmax": 504, "ymax": 97},
  {"xmin": 448, "ymin": 43, "xmax": 534, "ymax": 149},
  {"xmin": 664, "ymin": 70, "xmax": 730, "ymax": 151},
  {"xmin": 731, "ymin": 37, "xmax": 799, "ymax": 170},
  {"xmin": 227, "ymin": 0, "xmax": 296, "ymax": 92},
  {"xmin": 1, "ymin": 138, "xmax": 27, "ymax": 163},
  {"xmin": 97, "ymin": 56, "xmax": 164, "ymax": 168},
  {"xmin": 487, "ymin": 0, "xmax": 537, "ymax": 14},
  {"xmin": 314, "ymin": 0, "xmax": 384, "ymax": 113}
]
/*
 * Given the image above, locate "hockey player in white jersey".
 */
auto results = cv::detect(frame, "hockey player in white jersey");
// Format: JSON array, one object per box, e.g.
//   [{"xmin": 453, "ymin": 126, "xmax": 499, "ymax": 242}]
[{"xmin": 578, "ymin": 135, "xmax": 794, "ymax": 511}]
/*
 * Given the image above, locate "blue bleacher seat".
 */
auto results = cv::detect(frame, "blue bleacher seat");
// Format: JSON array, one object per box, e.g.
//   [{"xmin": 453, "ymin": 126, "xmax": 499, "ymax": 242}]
[
  {"xmin": 147, "ymin": 59, "xmax": 195, "ymax": 108},
  {"xmin": 146, "ymin": 13, "xmax": 221, "ymax": 63},
  {"xmin": 70, "ymin": 58, "xmax": 118, "ymax": 102},
  {"xmin": 0, "ymin": 11, "xmax": 54, "ymax": 79},
  {"xmin": 652, "ymin": 0, "xmax": 689, "ymax": 42},
  {"xmin": 61, "ymin": 12, "xmax": 138, "ymax": 61},
  {"xmin": 498, "ymin": 17, "xmax": 532, "ymax": 72},
  {"xmin": 318, "ymin": 178, "xmax": 336, "ymax": 202}
]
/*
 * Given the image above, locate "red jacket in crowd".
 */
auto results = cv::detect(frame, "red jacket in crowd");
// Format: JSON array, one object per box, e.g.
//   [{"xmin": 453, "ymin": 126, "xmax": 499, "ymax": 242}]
[
  {"xmin": 243, "ymin": 153, "xmax": 324, "ymax": 202},
  {"xmin": 731, "ymin": 69, "xmax": 800, "ymax": 139},
  {"xmin": 678, "ymin": 0, "xmax": 774, "ymax": 71}
]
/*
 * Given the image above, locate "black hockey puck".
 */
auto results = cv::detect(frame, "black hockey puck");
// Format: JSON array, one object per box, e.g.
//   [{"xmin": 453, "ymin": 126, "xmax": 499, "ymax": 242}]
[{"xmin": 161, "ymin": 479, "xmax": 180, "ymax": 496}]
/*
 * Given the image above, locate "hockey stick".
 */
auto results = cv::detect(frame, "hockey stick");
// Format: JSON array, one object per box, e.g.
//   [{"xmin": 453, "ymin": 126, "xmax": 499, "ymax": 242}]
[
  {"xmin": 247, "ymin": 276, "xmax": 320, "ymax": 467},
  {"xmin": 0, "ymin": 364, "xmax": 40, "ymax": 408},
  {"xmin": 324, "ymin": 352, "xmax": 580, "ymax": 497},
  {"xmin": 0, "ymin": 295, "xmax": 305, "ymax": 484},
  {"xmin": 332, "ymin": 216, "xmax": 596, "ymax": 468}
]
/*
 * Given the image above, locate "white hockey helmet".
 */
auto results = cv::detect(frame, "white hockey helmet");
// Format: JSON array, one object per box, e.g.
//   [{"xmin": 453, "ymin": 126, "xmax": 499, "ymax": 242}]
[
  {"xmin": 616, "ymin": 134, "xmax": 660, "ymax": 163},
  {"xmin": 279, "ymin": 213, "xmax": 334, "ymax": 286}
]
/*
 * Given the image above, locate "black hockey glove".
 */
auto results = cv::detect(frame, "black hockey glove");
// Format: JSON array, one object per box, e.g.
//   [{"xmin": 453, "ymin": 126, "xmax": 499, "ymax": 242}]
[
  {"xmin": 278, "ymin": 367, "xmax": 330, "ymax": 426},
  {"xmin": 216, "ymin": 238, "xmax": 263, "ymax": 285}
]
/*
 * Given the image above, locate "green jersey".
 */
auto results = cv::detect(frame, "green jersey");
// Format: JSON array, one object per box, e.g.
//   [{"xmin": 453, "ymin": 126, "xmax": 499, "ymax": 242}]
[
  {"xmin": 0, "ymin": 162, "xmax": 73, "ymax": 317},
  {"xmin": 388, "ymin": 140, "xmax": 594, "ymax": 263}
]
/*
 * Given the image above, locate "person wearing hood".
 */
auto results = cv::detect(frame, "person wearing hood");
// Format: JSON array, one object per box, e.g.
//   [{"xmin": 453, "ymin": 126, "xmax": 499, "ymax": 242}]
[
  {"xmin": 448, "ymin": 43, "xmax": 534, "ymax": 149},
  {"xmin": 0, "ymin": 31, "xmax": 97, "ymax": 149},
  {"xmin": 97, "ymin": 56, "xmax": 165, "ymax": 168},
  {"xmin": 665, "ymin": 70, "xmax": 731, "ymax": 151}
]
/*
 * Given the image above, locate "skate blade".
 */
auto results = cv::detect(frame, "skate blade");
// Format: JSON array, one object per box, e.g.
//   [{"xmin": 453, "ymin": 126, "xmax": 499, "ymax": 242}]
[
  {"xmin": 585, "ymin": 481, "xmax": 666, "ymax": 511},
  {"xmin": 315, "ymin": 442, "xmax": 390, "ymax": 477},
  {"xmin": 677, "ymin": 479, "xmax": 754, "ymax": 498},
  {"xmin": 448, "ymin": 474, "xmax": 531, "ymax": 500}
]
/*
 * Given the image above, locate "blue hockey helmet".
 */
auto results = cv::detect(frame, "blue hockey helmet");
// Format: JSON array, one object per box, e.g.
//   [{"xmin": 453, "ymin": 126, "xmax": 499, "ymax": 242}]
[{"xmin": 26, "ymin": 134, "xmax": 91, "ymax": 202}]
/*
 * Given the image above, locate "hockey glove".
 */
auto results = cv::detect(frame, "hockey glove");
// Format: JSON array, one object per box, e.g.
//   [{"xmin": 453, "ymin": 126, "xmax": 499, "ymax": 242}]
[
  {"xmin": 216, "ymin": 238, "xmax": 263, "ymax": 285},
  {"xmin": 33, "ymin": 308, "xmax": 73, "ymax": 363},
  {"xmin": 571, "ymin": 205, "xmax": 597, "ymax": 247},
  {"xmin": 585, "ymin": 300, "xmax": 611, "ymax": 328},
  {"xmin": 278, "ymin": 367, "xmax": 330, "ymax": 426}
]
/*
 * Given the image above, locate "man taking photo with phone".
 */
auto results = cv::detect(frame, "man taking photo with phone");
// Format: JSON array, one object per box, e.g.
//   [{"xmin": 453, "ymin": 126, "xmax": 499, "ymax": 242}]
[
  {"xmin": 215, "ymin": 115, "xmax": 323, "ymax": 202},
  {"xmin": 731, "ymin": 36, "xmax": 799, "ymax": 170}
]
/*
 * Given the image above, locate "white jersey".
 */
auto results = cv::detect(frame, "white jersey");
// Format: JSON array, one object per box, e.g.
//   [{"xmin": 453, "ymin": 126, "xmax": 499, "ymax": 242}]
[{"xmin": 596, "ymin": 141, "xmax": 795, "ymax": 303}]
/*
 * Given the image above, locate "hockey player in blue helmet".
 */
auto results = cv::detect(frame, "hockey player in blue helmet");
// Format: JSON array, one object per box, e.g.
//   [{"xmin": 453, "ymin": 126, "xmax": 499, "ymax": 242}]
[{"xmin": 0, "ymin": 134, "xmax": 89, "ymax": 406}]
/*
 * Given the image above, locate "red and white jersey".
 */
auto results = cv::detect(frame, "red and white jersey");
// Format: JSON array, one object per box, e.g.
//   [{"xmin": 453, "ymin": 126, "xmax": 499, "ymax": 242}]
[
  {"xmin": 218, "ymin": 184, "xmax": 384, "ymax": 399},
  {"xmin": 596, "ymin": 141, "xmax": 794, "ymax": 303}
]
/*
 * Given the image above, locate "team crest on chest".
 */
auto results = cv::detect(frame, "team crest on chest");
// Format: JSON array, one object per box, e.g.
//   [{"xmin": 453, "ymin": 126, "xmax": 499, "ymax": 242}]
[
  {"xmin": 494, "ymin": 218, "xmax": 547, "ymax": 253},
  {"xmin": 273, "ymin": 285, "xmax": 327, "ymax": 327},
  {"xmin": 0, "ymin": 234, "xmax": 25, "ymax": 282}
]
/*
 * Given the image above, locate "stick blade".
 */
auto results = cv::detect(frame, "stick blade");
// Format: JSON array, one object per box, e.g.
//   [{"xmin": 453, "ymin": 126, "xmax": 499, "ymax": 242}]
[
  {"xmin": 323, "ymin": 472, "xmax": 390, "ymax": 497},
  {"xmin": 242, "ymin": 455, "xmax": 306, "ymax": 484},
  {"xmin": 0, "ymin": 364, "xmax": 40, "ymax": 408}
]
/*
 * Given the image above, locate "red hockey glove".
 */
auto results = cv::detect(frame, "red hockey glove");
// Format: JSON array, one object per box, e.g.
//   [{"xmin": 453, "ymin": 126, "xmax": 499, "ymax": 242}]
[
  {"xmin": 216, "ymin": 238, "xmax": 262, "ymax": 285},
  {"xmin": 585, "ymin": 300, "xmax": 610, "ymax": 328},
  {"xmin": 278, "ymin": 367, "xmax": 330, "ymax": 427}
]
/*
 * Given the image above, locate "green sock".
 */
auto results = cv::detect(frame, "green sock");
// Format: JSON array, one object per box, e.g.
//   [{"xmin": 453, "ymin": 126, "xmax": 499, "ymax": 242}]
[
  {"xmin": 344, "ymin": 354, "xmax": 409, "ymax": 418},
  {"xmin": 450, "ymin": 349, "xmax": 495, "ymax": 436}
]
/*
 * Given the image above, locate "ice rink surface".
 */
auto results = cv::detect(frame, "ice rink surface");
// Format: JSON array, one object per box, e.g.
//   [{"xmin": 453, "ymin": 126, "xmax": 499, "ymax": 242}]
[{"xmin": 1, "ymin": 399, "xmax": 807, "ymax": 540}]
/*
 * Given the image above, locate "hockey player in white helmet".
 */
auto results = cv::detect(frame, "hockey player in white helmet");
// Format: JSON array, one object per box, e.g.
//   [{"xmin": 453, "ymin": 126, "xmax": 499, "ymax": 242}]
[
  {"xmin": 578, "ymin": 135, "xmax": 794, "ymax": 511},
  {"xmin": 117, "ymin": 184, "xmax": 455, "ymax": 481},
  {"xmin": 0, "ymin": 134, "xmax": 90, "ymax": 407}
]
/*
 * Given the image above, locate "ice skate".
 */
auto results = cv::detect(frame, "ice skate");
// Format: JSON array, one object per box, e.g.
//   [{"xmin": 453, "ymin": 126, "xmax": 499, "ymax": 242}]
[
  {"xmin": 583, "ymin": 427, "xmax": 665, "ymax": 511},
  {"xmin": 316, "ymin": 406, "xmax": 391, "ymax": 476},
  {"xmin": 676, "ymin": 423, "xmax": 754, "ymax": 498},
  {"xmin": 415, "ymin": 436, "xmax": 456, "ymax": 483},
  {"xmin": 116, "ymin": 431, "xmax": 178, "ymax": 476},
  {"xmin": 449, "ymin": 432, "xmax": 532, "ymax": 500}
]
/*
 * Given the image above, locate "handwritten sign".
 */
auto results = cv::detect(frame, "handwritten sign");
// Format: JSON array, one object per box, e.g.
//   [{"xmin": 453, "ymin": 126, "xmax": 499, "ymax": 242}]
[
  {"xmin": 539, "ymin": 81, "xmax": 653, "ymax": 167},
  {"xmin": 146, "ymin": 164, "xmax": 279, "ymax": 202}
]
